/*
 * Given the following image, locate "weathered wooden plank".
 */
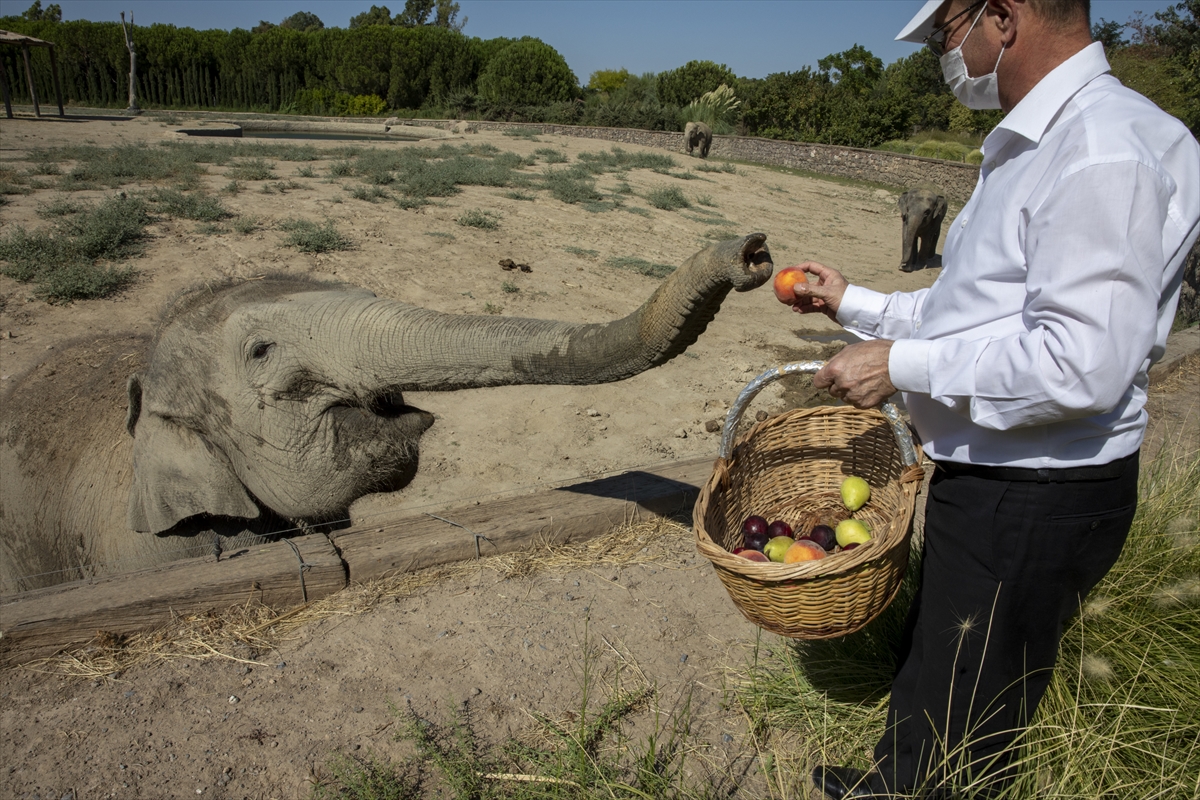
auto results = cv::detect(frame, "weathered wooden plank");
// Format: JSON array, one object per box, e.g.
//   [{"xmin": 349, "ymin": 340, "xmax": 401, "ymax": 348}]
[
  {"xmin": 0, "ymin": 457, "xmax": 718, "ymax": 666},
  {"xmin": 0, "ymin": 534, "xmax": 346, "ymax": 666},
  {"xmin": 335, "ymin": 457, "xmax": 714, "ymax": 583}
]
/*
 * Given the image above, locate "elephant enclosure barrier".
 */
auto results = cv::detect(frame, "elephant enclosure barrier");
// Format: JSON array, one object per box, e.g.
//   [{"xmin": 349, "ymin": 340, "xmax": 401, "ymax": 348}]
[{"xmin": 0, "ymin": 458, "xmax": 713, "ymax": 666}]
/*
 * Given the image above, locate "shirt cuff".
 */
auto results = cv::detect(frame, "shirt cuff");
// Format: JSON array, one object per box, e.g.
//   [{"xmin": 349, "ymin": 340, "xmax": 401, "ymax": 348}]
[
  {"xmin": 836, "ymin": 285, "xmax": 887, "ymax": 335},
  {"xmin": 889, "ymin": 339, "xmax": 933, "ymax": 394}
]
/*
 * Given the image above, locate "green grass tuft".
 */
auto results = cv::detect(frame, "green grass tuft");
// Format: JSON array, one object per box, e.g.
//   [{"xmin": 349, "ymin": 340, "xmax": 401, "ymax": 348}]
[
  {"xmin": 455, "ymin": 209, "xmax": 500, "ymax": 230},
  {"xmin": 35, "ymin": 197, "xmax": 86, "ymax": 218},
  {"xmin": 502, "ymin": 127, "xmax": 542, "ymax": 140},
  {"xmin": 144, "ymin": 188, "xmax": 230, "ymax": 221},
  {"xmin": 232, "ymin": 216, "xmax": 260, "ymax": 234},
  {"xmin": 696, "ymin": 161, "xmax": 737, "ymax": 174},
  {"xmin": 348, "ymin": 184, "xmax": 391, "ymax": 203},
  {"xmin": 646, "ymin": 186, "xmax": 690, "ymax": 211},
  {"xmin": 279, "ymin": 219, "xmax": 355, "ymax": 253},
  {"xmin": 541, "ymin": 167, "xmax": 602, "ymax": 205},
  {"xmin": 564, "ymin": 246, "xmax": 599, "ymax": 258},
  {"xmin": 226, "ymin": 158, "xmax": 275, "ymax": 181},
  {"xmin": 0, "ymin": 193, "xmax": 148, "ymax": 302},
  {"xmin": 577, "ymin": 147, "xmax": 676, "ymax": 174},
  {"xmin": 533, "ymin": 147, "xmax": 568, "ymax": 164}
]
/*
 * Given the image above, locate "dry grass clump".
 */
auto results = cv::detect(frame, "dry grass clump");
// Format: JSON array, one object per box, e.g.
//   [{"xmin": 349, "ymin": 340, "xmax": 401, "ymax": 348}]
[{"xmin": 27, "ymin": 518, "xmax": 693, "ymax": 682}]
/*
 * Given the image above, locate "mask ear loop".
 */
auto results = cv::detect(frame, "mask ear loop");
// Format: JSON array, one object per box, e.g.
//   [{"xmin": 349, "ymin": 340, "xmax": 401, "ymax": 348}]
[{"xmin": 959, "ymin": 4, "xmax": 1004, "ymax": 78}]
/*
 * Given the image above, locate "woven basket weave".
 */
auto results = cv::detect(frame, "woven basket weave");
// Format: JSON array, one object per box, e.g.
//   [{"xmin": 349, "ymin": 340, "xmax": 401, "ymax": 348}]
[{"xmin": 694, "ymin": 362, "xmax": 924, "ymax": 639}]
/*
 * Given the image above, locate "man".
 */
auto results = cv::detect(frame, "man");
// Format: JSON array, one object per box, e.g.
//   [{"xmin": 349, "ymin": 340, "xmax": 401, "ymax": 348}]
[{"xmin": 788, "ymin": 1, "xmax": 1200, "ymax": 798}]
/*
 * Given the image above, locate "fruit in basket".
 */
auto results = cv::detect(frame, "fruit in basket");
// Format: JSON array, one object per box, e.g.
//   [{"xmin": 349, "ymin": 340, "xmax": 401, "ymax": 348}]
[
  {"xmin": 841, "ymin": 542, "xmax": 860, "ymax": 551},
  {"xmin": 739, "ymin": 549, "xmax": 769, "ymax": 562},
  {"xmin": 836, "ymin": 519, "xmax": 872, "ymax": 547},
  {"xmin": 806, "ymin": 524, "xmax": 837, "ymax": 551},
  {"xmin": 764, "ymin": 535, "xmax": 795, "ymax": 562},
  {"xmin": 743, "ymin": 528, "xmax": 770, "ymax": 552},
  {"xmin": 742, "ymin": 515, "xmax": 768, "ymax": 537},
  {"xmin": 772, "ymin": 266, "xmax": 808, "ymax": 304},
  {"xmin": 840, "ymin": 476, "xmax": 871, "ymax": 511},
  {"xmin": 767, "ymin": 519, "xmax": 794, "ymax": 539},
  {"xmin": 783, "ymin": 539, "xmax": 827, "ymax": 562}
]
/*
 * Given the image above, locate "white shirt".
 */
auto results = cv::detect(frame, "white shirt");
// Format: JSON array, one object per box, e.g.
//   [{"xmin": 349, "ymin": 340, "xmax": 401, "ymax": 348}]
[{"xmin": 838, "ymin": 42, "xmax": 1200, "ymax": 468}]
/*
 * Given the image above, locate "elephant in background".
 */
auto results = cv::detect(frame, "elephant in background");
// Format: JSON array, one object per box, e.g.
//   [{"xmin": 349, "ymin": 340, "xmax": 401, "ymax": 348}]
[
  {"xmin": 0, "ymin": 234, "xmax": 773, "ymax": 592},
  {"xmin": 898, "ymin": 186, "xmax": 948, "ymax": 272},
  {"xmin": 684, "ymin": 121, "xmax": 712, "ymax": 158}
]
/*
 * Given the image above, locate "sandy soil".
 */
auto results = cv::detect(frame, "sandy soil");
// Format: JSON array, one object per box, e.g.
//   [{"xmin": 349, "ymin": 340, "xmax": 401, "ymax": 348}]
[{"xmin": 1, "ymin": 114, "xmax": 1195, "ymax": 800}]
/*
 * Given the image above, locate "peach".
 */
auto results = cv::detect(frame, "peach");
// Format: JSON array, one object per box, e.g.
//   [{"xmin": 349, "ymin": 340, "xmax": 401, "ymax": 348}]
[
  {"xmin": 772, "ymin": 266, "xmax": 809, "ymax": 304},
  {"xmin": 783, "ymin": 539, "xmax": 827, "ymax": 563},
  {"xmin": 738, "ymin": 549, "xmax": 770, "ymax": 562}
]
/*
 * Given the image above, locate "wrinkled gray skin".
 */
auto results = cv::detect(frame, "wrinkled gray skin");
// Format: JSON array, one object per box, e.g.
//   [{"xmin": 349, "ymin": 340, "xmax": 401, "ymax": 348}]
[
  {"xmin": 0, "ymin": 234, "xmax": 772, "ymax": 592},
  {"xmin": 899, "ymin": 186, "xmax": 948, "ymax": 272},
  {"xmin": 684, "ymin": 121, "xmax": 712, "ymax": 158}
]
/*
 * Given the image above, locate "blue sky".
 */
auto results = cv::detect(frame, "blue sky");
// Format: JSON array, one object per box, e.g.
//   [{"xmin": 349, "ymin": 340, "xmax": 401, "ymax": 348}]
[{"xmin": 0, "ymin": 0, "xmax": 1179, "ymax": 82}]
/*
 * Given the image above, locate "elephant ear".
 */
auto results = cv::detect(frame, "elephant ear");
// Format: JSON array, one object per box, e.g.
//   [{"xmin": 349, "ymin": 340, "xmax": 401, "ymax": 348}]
[{"xmin": 126, "ymin": 375, "xmax": 259, "ymax": 534}]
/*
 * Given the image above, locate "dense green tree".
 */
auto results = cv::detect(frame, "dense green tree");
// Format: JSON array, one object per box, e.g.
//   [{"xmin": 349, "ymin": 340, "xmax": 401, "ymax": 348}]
[
  {"xmin": 349, "ymin": 5, "xmax": 393, "ymax": 28},
  {"xmin": 280, "ymin": 11, "xmax": 323, "ymax": 32},
  {"xmin": 655, "ymin": 60, "xmax": 736, "ymax": 106},
  {"xmin": 21, "ymin": 1, "xmax": 60, "ymax": 22},
  {"xmin": 433, "ymin": 0, "xmax": 466, "ymax": 32},
  {"xmin": 588, "ymin": 67, "xmax": 630, "ymax": 94},
  {"xmin": 477, "ymin": 38, "xmax": 577, "ymax": 106},
  {"xmin": 1092, "ymin": 18, "xmax": 1129, "ymax": 49},
  {"xmin": 396, "ymin": 0, "xmax": 434, "ymax": 26}
]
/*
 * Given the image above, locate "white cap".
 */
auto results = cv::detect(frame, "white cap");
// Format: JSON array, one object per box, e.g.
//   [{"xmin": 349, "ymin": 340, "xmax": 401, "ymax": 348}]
[{"xmin": 896, "ymin": 0, "xmax": 950, "ymax": 43}]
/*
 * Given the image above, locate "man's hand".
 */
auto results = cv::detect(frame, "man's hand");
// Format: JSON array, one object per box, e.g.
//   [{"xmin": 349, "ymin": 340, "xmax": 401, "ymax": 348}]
[
  {"xmin": 813, "ymin": 339, "xmax": 897, "ymax": 409},
  {"xmin": 790, "ymin": 261, "xmax": 848, "ymax": 322}
]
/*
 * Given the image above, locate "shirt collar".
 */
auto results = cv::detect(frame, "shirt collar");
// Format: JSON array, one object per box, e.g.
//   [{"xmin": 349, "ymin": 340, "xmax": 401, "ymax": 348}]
[{"xmin": 992, "ymin": 41, "xmax": 1111, "ymax": 145}]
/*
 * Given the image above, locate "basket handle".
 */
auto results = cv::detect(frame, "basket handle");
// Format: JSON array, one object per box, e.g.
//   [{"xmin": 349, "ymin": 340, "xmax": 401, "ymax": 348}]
[{"xmin": 718, "ymin": 361, "xmax": 920, "ymax": 468}]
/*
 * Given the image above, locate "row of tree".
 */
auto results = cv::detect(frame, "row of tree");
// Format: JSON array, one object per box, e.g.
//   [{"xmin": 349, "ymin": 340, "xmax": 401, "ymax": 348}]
[{"xmin": 2, "ymin": 1, "xmax": 1195, "ymax": 146}]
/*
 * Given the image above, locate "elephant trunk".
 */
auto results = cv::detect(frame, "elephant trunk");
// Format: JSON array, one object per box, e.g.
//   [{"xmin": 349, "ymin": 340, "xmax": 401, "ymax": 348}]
[
  {"xmin": 900, "ymin": 216, "xmax": 917, "ymax": 269},
  {"xmin": 347, "ymin": 234, "xmax": 772, "ymax": 392}
]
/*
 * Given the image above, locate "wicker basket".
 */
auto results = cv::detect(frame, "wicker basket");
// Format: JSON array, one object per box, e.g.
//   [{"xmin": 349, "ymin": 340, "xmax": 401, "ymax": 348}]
[{"xmin": 694, "ymin": 362, "xmax": 925, "ymax": 639}]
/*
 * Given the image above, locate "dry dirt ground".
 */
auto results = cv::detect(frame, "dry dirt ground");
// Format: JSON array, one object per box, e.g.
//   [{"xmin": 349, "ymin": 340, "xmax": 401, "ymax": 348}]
[{"xmin": 0, "ymin": 114, "xmax": 1196, "ymax": 800}]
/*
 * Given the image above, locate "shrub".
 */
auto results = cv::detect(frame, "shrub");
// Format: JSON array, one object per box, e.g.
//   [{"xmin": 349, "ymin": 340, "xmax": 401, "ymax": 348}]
[
  {"xmin": 656, "ymin": 60, "xmax": 737, "ymax": 107},
  {"xmin": 279, "ymin": 219, "xmax": 354, "ymax": 253},
  {"xmin": 534, "ymin": 147, "xmax": 568, "ymax": 163},
  {"xmin": 348, "ymin": 184, "xmax": 390, "ymax": 202},
  {"xmin": 456, "ymin": 209, "xmax": 500, "ymax": 230},
  {"xmin": 0, "ymin": 194, "xmax": 149, "ymax": 302},
  {"xmin": 696, "ymin": 161, "xmax": 736, "ymax": 174},
  {"xmin": 646, "ymin": 186, "xmax": 690, "ymax": 211},
  {"xmin": 477, "ymin": 39, "xmax": 579, "ymax": 106},
  {"xmin": 576, "ymin": 147, "xmax": 675, "ymax": 173},
  {"xmin": 541, "ymin": 168, "xmax": 601, "ymax": 204},
  {"xmin": 293, "ymin": 88, "xmax": 388, "ymax": 117},
  {"xmin": 232, "ymin": 216, "xmax": 260, "ymax": 234},
  {"xmin": 226, "ymin": 159, "xmax": 274, "ymax": 181},
  {"xmin": 144, "ymin": 188, "xmax": 230, "ymax": 221}
]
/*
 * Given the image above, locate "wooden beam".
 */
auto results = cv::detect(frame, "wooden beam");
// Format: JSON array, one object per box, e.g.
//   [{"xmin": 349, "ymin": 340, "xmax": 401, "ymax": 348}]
[
  {"xmin": 0, "ymin": 55, "xmax": 12, "ymax": 119},
  {"xmin": 20, "ymin": 42, "xmax": 38, "ymax": 117},
  {"xmin": 334, "ymin": 457, "xmax": 714, "ymax": 583},
  {"xmin": 0, "ymin": 457, "xmax": 717, "ymax": 666},
  {"xmin": 0, "ymin": 533, "xmax": 347, "ymax": 666},
  {"xmin": 48, "ymin": 44, "xmax": 63, "ymax": 116}
]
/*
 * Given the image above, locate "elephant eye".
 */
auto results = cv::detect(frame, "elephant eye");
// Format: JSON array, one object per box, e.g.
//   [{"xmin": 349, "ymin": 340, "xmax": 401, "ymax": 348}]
[{"xmin": 250, "ymin": 342, "xmax": 274, "ymax": 360}]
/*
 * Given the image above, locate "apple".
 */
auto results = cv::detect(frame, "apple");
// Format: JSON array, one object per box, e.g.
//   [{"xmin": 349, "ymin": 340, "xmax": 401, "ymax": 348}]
[
  {"xmin": 767, "ymin": 519, "xmax": 794, "ymax": 539},
  {"xmin": 772, "ymin": 266, "xmax": 809, "ymax": 304},
  {"xmin": 835, "ymin": 519, "xmax": 872, "ymax": 547},
  {"xmin": 763, "ymin": 535, "xmax": 795, "ymax": 562},
  {"xmin": 840, "ymin": 476, "xmax": 871, "ymax": 511},
  {"xmin": 739, "ymin": 549, "xmax": 769, "ymax": 562},
  {"xmin": 806, "ymin": 524, "xmax": 837, "ymax": 551},
  {"xmin": 783, "ymin": 539, "xmax": 826, "ymax": 562}
]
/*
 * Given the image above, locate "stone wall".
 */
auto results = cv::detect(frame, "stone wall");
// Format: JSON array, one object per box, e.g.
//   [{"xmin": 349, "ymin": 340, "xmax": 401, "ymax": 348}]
[{"xmin": 396, "ymin": 118, "xmax": 981, "ymax": 203}]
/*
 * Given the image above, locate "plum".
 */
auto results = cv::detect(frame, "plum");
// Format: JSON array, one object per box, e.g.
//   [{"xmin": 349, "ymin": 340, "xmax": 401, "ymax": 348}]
[
  {"xmin": 767, "ymin": 519, "xmax": 794, "ymax": 539},
  {"xmin": 742, "ymin": 515, "xmax": 768, "ymax": 537},
  {"xmin": 743, "ymin": 529, "xmax": 770, "ymax": 552},
  {"xmin": 806, "ymin": 524, "xmax": 837, "ymax": 551}
]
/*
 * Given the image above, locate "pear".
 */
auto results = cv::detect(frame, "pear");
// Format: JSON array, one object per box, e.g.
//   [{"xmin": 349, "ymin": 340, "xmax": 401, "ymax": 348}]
[
  {"xmin": 840, "ymin": 476, "xmax": 871, "ymax": 511},
  {"xmin": 836, "ymin": 519, "xmax": 872, "ymax": 547}
]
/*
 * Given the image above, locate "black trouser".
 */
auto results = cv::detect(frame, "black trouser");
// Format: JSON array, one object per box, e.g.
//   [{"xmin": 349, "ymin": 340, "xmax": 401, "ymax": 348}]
[{"xmin": 873, "ymin": 453, "xmax": 1139, "ymax": 798}]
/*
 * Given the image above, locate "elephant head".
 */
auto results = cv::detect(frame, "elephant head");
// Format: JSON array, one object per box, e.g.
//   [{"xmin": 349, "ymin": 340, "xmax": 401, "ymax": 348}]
[
  {"xmin": 126, "ymin": 234, "xmax": 773, "ymax": 535},
  {"xmin": 899, "ymin": 187, "xmax": 947, "ymax": 272}
]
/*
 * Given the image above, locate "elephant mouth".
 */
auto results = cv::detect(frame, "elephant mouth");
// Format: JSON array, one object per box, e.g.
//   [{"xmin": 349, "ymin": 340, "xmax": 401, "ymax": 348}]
[{"xmin": 327, "ymin": 387, "xmax": 434, "ymax": 432}]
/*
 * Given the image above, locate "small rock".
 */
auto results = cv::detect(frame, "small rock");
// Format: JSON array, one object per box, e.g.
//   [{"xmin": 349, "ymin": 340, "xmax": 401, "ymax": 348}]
[
  {"xmin": 705, "ymin": 419, "xmax": 722, "ymax": 433},
  {"xmin": 354, "ymin": 706, "xmax": 364, "ymax": 713},
  {"xmin": 586, "ymin": 408, "xmax": 601, "ymax": 417},
  {"xmin": 275, "ymin": 662, "xmax": 286, "ymax": 669},
  {"xmin": 228, "ymin": 695, "xmax": 240, "ymax": 705},
  {"xmin": 679, "ymin": 654, "xmax": 689, "ymax": 663},
  {"xmin": 271, "ymin": 741, "xmax": 279, "ymax": 747},
  {"xmin": 674, "ymin": 428, "xmax": 688, "ymax": 438},
  {"xmin": 241, "ymin": 678, "xmax": 252, "ymax": 687},
  {"xmin": 3, "ymin": 331, "xmax": 13, "ymax": 339},
  {"xmin": 722, "ymin": 733, "xmax": 734, "ymax": 743},
  {"xmin": 756, "ymin": 410, "xmax": 769, "ymax": 422},
  {"xmin": 471, "ymin": 687, "xmax": 482, "ymax": 697}
]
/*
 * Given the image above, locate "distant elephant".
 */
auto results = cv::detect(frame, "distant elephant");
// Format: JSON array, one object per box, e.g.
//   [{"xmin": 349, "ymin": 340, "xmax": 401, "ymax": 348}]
[
  {"xmin": 0, "ymin": 234, "xmax": 773, "ymax": 592},
  {"xmin": 898, "ymin": 186, "xmax": 947, "ymax": 272},
  {"xmin": 684, "ymin": 121, "xmax": 712, "ymax": 158}
]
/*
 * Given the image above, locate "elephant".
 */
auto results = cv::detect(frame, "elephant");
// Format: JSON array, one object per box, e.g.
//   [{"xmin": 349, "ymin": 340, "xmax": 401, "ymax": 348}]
[
  {"xmin": 898, "ymin": 186, "xmax": 948, "ymax": 272},
  {"xmin": 683, "ymin": 121, "xmax": 712, "ymax": 158},
  {"xmin": 0, "ymin": 234, "xmax": 773, "ymax": 592}
]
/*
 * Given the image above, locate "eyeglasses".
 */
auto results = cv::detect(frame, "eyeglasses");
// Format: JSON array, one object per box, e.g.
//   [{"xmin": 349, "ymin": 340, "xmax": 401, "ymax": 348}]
[{"xmin": 924, "ymin": 0, "xmax": 987, "ymax": 56}]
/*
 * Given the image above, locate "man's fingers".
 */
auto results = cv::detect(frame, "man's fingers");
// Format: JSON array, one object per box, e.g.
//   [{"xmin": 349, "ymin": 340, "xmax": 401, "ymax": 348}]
[{"xmin": 812, "ymin": 365, "xmax": 834, "ymax": 389}]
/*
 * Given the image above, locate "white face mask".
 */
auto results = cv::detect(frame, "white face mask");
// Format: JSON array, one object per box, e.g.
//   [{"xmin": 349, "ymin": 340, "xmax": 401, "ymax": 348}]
[{"xmin": 939, "ymin": 5, "xmax": 1005, "ymax": 110}]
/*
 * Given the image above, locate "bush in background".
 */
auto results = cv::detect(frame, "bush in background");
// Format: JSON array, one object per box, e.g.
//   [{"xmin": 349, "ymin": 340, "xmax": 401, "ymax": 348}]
[{"xmin": 477, "ymin": 38, "xmax": 578, "ymax": 107}]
